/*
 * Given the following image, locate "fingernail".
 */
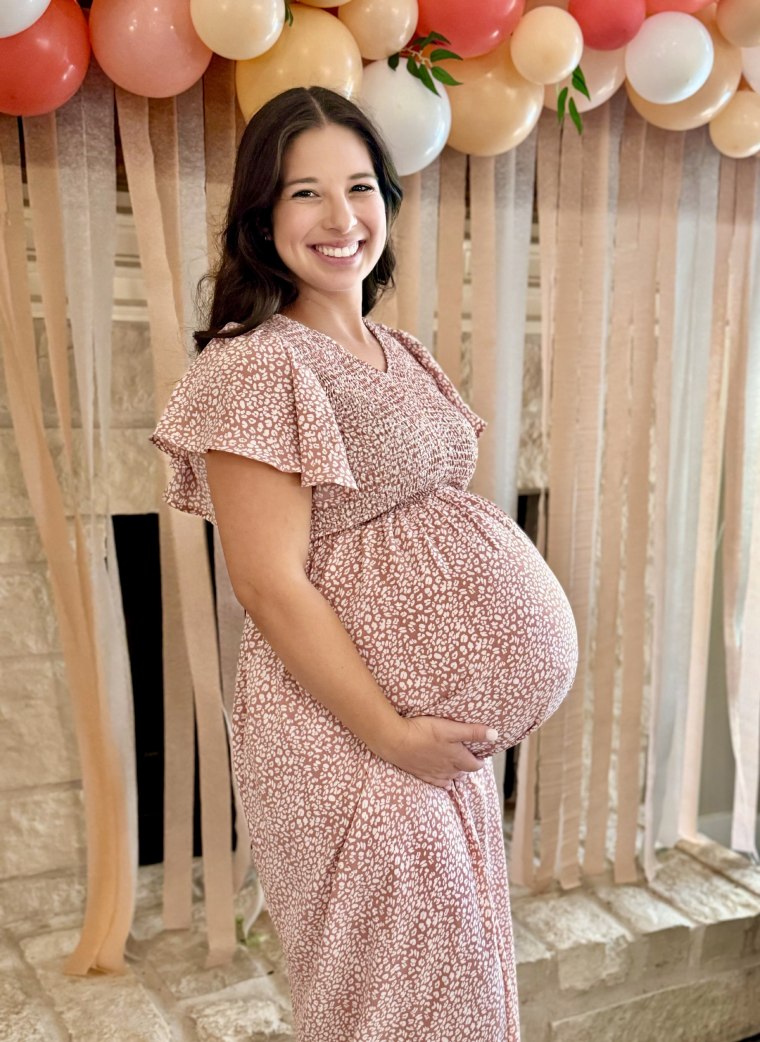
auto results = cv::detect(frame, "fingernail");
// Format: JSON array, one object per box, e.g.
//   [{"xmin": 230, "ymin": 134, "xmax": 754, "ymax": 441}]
[{"xmin": 486, "ymin": 728, "xmax": 498, "ymax": 741}]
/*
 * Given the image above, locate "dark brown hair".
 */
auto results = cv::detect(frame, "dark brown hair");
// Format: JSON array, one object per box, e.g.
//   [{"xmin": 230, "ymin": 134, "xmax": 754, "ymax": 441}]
[{"xmin": 194, "ymin": 86, "xmax": 404, "ymax": 351}]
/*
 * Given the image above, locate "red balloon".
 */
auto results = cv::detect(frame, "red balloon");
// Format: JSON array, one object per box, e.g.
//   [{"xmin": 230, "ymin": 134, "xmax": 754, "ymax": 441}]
[
  {"xmin": 646, "ymin": 0, "xmax": 712, "ymax": 11},
  {"xmin": 0, "ymin": 0, "xmax": 90, "ymax": 116},
  {"xmin": 416, "ymin": 0, "xmax": 525, "ymax": 59},
  {"xmin": 568, "ymin": 0, "xmax": 646, "ymax": 50}
]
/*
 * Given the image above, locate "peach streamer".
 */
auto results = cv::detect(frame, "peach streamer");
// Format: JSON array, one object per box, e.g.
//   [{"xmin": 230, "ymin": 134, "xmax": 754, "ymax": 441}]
[
  {"xmin": 723, "ymin": 158, "xmax": 760, "ymax": 858},
  {"xmin": 614, "ymin": 122, "xmax": 666, "ymax": 882},
  {"xmin": 115, "ymin": 88, "xmax": 237, "ymax": 965},
  {"xmin": 0, "ymin": 118, "xmax": 131, "ymax": 974}
]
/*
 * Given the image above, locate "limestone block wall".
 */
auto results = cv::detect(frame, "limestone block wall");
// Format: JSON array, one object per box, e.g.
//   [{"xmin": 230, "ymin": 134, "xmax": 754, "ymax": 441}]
[{"xmin": 0, "ymin": 319, "xmax": 158, "ymax": 887}]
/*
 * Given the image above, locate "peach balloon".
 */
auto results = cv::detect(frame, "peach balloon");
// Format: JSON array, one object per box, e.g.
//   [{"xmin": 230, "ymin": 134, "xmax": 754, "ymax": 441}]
[
  {"xmin": 709, "ymin": 87, "xmax": 760, "ymax": 155},
  {"xmin": 446, "ymin": 44, "xmax": 543, "ymax": 155},
  {"xmin": 90, "ymin": 0, "xmax": 212, "ymax": 98},
  {"xmin": 716, "ymin": 0, "xmax": 760, "ymax": 47},
  {"xmin": 236, "ymin": 4, "xmax": 362, "ymax": 120},
  {"xmin": 190, "ymin": 0, "xmax": 285, "ymax": 61},
  {"xmin": 544, "ymin": 44, "xmax": 626, "ymax": 111},
  {"xmin": 338, "ymin": 0, "xmax": 417, "ymax": 60},
  {"xmin": 626, "ymin": 7, "xmax": 742, "ymax": 129},
  {"xmin": 510, "ymin": 7, "xmax": 583, "ymax": 85}
]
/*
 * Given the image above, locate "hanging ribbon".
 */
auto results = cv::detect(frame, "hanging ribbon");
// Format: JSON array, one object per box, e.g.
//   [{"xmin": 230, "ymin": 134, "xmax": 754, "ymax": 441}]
[
  {"xmin": 723, "ymin": 157, "xmax": 760, "ymax": 859},
  {"xmin": 0, "ymin": 115, "xmax": 131, "ymax": 974},
  {"xmin": 614, "ymin": 121, "xmax": 666, "ymax": 883},
  {"xmin": 115, "ymin": 87, "xmax": 236, "ymax": 966}
]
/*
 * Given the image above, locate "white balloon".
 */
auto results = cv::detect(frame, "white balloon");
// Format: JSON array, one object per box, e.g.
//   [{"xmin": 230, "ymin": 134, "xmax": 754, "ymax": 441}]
[
  {"xmin": 0, "ymin": 0, "xmax": 51, "ymax": 38},
  {"xmin": 625, "ymin": 12, "xmax": 714, "ymax": 104},
  {"xmin": 359, "ymin": 60, "xmax": 451, "ymax": 176},
  {"xmin": 742, "ymin": 45, "xmax": 760, "ymax": 93}
]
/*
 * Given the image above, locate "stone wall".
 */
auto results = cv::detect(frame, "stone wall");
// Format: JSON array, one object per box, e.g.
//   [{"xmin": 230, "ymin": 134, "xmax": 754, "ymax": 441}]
[{"xmin": 0, "ymin": 319, "xmax": 157, "ymax": 888}]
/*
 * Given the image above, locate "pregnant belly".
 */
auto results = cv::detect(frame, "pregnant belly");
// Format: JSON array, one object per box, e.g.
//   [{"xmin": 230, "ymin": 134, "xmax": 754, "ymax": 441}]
[{"xmin": 308, "ymin": 487, "xmax": 579, "ymax": 758}]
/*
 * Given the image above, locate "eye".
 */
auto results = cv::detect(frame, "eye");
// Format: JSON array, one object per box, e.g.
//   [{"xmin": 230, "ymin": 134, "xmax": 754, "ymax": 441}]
[
  {"xmin": 351, "ymin": 184, "xmax": 375, "ymax": 192},
  {"xmin": 292, "ymin": 189, "xmax": 316, "ymax": 198}
]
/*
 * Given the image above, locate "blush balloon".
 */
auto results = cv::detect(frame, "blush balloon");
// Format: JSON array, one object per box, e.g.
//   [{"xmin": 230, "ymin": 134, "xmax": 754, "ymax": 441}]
[
  {"xmin": 0, "ymin": 0, "xmax": 90, "ymax": 116},
  {"xmin": 567, "ymin": 0, "xmax": 646, "ymax": 50},
  {"xmin": 90, "ymin": 0, "xmax": 212, "ymax": 98},
  {"xmin": 416, "ymin": 0, "xmax": 525, "ymax": 59}
]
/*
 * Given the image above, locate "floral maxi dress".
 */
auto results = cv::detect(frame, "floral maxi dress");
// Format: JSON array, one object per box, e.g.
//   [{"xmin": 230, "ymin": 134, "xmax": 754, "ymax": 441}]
[{"xmin": 151, "ymin": 313, "xmax": 579, "ymax": 1042}]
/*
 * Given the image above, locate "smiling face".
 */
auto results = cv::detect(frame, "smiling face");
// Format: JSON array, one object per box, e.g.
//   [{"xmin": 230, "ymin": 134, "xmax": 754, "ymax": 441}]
[{"xmin": 270, "ymin": 123, "xmax": 388, "ymax": 308}]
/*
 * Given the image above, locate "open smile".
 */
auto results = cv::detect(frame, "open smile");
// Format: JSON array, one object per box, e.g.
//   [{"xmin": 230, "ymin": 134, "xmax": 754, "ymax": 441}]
[{"xmin": 310, "ymin": 240, "xmax": 365, "ymax": 262}]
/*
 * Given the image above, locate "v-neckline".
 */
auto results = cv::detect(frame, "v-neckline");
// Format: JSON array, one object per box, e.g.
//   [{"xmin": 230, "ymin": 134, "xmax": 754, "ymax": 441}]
[{"xmin": 277, "ymin": 312, "xmax": 391, "ymax": 378}]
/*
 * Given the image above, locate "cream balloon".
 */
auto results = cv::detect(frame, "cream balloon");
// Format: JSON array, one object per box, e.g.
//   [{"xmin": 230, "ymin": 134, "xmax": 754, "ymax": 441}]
[
  {"xmin": 299, "ymin": 0, "xmax": 352, "ymax": 5},
  {"xmin": 510, "ymin": 7, "xmax": 583, "ymax": 85},
  {"xmin": 338, "ymin": 0, "xmax": 417, "ymax": 60},
  {"xmin": 236, "ymin": 4, "xmax": 362, "ymax": 120},
  {"xmin": 709, "ymin": 87, "xmax": 760, "ymax": 155},
  {"xmin": 704, "ymin": 87, "xmax": 758, "ymax": 154},
  {"xmin": 446, "ymin": 44, "xmax": 544, "ymax": 156},
  {"xmin": 359, "ymin": 59, "xmax": 451, "ymax": 173},
  {"xmin": 191, "ymin": 0, "xmax": 284, "ymax": 60},
  {"xmin": 544, "ymin": 44, "xmax": 626, "ymax": 111},
  {"xmin": 0, "ymin": 0, "xmax": 51, "ymax": 38},
  {"xmin": 717, "ymin": 0, "xmax": 760, "ymax": 48},
  {"xmin": 742, "ymin": 45, "xmax": 760, "ymax": 92},
  {"xmin": 626, "ymin": 6, "xmax": 741, "ymax": 129},
  {"xmin": 625, "ymin": 12, "xmax": 714, "ymax": 104}
]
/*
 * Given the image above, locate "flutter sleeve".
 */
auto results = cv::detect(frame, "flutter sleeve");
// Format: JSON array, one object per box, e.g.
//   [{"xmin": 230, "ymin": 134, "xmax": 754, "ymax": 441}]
[
  {"xmin": 385, "ymin": 325, "xmax": 488, "ymax": 439},
  {"xmin": 150, "ymin": 328, "xmax": 358, "ymax": 524}
]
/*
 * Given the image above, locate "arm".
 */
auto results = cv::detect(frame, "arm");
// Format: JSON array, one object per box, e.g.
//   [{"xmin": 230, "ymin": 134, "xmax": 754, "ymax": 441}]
[{"xmin": 205, "ymin": 449, "xmax": 405, "ymax": 758}]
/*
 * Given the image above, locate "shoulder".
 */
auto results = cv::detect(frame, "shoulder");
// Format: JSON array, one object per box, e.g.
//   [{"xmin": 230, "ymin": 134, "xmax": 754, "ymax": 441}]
[{"xmin": 190, "ymin": 315, "xmax": 306, "ymax": 384}]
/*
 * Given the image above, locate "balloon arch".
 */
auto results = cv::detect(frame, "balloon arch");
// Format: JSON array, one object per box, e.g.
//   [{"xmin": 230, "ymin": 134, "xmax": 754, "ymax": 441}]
[{"xmin": 1, "ymin": 0, "xmax": 760, "ymax": 164}]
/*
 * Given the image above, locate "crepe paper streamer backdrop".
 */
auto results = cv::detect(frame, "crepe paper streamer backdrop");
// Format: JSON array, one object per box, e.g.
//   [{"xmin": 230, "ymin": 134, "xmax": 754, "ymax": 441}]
[
  {"xmin": 0, "ymin": 116, "xmax": 134, "ymax": 975},
  {"xmin": 115, "ymin": 87, "xmax": 237, "ymax": 966}
]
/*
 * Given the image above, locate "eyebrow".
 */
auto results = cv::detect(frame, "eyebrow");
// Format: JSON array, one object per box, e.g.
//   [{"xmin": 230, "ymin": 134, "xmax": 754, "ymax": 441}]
[{"xmin": 281, "ymin": 172, "xmax": 378, "ymax": 188}]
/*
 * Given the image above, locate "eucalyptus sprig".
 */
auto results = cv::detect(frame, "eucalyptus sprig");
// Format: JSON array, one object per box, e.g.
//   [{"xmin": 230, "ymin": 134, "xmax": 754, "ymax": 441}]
[
  {"xmin": 388, "ymin": 30, "xmax": 463, "ymax": 98},
  {"xmin": 284, "ymin": 0, "xmax": 293, "ymax": 27},
  {"xmin": 557, "ymin": 65, "xmax": 591, "ymax": 134}
]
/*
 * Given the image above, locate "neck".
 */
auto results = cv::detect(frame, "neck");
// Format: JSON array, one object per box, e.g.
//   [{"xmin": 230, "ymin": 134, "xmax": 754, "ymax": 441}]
[{"xmin": 282, "ymin": 289, "xmax": 371, "ymax": 345}]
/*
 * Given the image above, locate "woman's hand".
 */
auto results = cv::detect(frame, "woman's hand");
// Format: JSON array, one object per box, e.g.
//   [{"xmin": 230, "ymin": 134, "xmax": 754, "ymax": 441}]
[{"xmin": 378, "ymin": 715, "xmax": 499, "ymax": 790}]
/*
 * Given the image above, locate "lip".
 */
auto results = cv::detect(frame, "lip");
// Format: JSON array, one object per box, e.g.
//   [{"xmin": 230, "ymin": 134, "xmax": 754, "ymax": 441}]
[{"xmin": 310, "ymin": 239, "xmax": 364, "ymax": 249}]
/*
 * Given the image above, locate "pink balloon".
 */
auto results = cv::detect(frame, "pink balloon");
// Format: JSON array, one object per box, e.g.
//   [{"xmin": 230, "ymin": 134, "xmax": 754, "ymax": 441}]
[
  {"xmin": 90, "ymin": 0, "xmax": 212, "ymax": 98},
  {"xmin": 567, "ymin": 0, "xmax": 646, "ymax": 50},
  {"xmin": 0, "ymin": 0, "xmax": 89, "ymax": 116},
  {"xmin": 646, "ymin": 0, "xmax": 712, "ymax": 11}
]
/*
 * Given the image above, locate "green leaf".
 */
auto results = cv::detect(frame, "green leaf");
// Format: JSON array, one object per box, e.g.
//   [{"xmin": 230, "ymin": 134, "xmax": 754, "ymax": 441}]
[
  {"xmin": 284, "ymin": 0, "xmax": 293, "ymax": 25},
  {"xmin": 557, "ymin": 86, "xmax": 568, "ymax": 123},
  {"xmin": 406, "ymin": 55, "xmax": 422, "ymax": 79},
  {"xmin": 388, "ymin": 52, "xmax": 400, "ymax": 70},
  {"xmin": 432, "ymin": 65, "xmax": 462, "ymax": 86},
  {"xmin": 429, "ymin": 48, "xmax": 462, "ymax": 62},
  {"xmin": 571, "ymin": 64, "xmax": 591, "ymax": 101},
  {"xmin": 568, "ymin": 96, "xmax": 583, "ymax": 134},
  {"xmin": 417, "ymin": 62, "xmax": 440, "ymax": 96}
]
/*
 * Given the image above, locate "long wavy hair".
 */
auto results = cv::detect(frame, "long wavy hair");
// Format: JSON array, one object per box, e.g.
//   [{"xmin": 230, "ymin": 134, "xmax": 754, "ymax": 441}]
[{"xmin": 194, "ymin": 86, "xmax": 404, "ymax": 352}]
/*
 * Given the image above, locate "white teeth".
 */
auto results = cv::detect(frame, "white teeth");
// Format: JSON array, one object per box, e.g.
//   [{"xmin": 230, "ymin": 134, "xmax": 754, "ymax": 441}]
[{"xmin": 314, "ymin": 242, "xmax": 361, "ymax": 258}]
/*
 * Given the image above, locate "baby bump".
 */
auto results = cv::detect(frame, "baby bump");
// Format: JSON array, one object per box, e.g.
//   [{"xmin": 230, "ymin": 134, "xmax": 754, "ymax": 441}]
[{"xmin": 309, "ymin": 490, "xmax": 579, "ymax": 758}]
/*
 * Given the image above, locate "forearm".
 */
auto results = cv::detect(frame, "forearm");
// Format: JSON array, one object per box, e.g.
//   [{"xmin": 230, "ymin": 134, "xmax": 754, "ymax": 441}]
[{"xmin": 242, "ymin": 575, "xmax": 404, "ymax": 757}]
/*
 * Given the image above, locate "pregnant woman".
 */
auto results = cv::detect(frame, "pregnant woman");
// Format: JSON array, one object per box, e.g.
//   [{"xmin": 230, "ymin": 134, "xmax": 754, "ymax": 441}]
[{"xmin": 151, "ymin": 86, "xmax": 578, "ymax": 1042}]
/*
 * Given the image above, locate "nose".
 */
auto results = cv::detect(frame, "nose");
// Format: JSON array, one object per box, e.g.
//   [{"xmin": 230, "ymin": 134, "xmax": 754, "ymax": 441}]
[{"xmin": 324, "ymin": 191, "xmax": 358, "ymax": 234}]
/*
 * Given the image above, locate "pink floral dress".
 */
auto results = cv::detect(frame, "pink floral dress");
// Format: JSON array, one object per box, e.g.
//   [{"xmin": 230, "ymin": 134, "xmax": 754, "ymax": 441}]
[{"xmin": 151, "ymin": 312, "xmax": 578, "ymax": 1042}]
